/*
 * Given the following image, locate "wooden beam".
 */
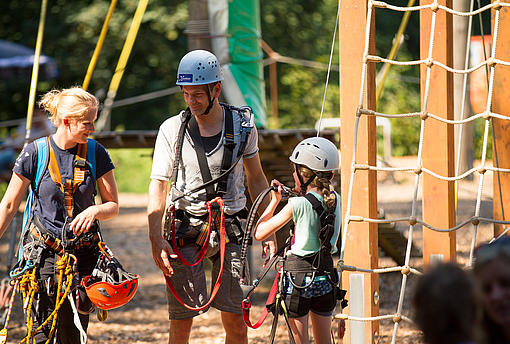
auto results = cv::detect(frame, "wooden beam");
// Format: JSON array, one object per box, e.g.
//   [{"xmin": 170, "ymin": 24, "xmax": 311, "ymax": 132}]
[
  {"xmin": 420, "ymin": 0, "xmax": 456, "ymax": 265},
  {"xmin": 339, "ymin": 1, "xmax": 379, "ymax": 343},
  {"xmin": 492, "ymin": 0, "xmax": 510, "ymax": 236},
  {"xmin": 261, "ymin": 40, "xmax": 279, "ymax": 128}
]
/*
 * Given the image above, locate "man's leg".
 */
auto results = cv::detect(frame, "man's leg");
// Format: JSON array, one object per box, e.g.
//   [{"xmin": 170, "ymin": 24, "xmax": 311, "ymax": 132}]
[
  {"xmin": 169, "ymin": 318, "xmax": 193, "ymax": 344},
  {"xmin": 220, "ymin": 311, "xmax": 247, "ymax": 344}
]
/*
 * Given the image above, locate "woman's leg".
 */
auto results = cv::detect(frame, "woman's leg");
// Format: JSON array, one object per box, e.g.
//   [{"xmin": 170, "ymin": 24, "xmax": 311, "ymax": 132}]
[
  {"xmin": 288, "ymin": 314, "xmax": 309, "ymax": 344},
  {"xmin": 310, "ymin": 312, "xmax": 333, "ymax": 344}
]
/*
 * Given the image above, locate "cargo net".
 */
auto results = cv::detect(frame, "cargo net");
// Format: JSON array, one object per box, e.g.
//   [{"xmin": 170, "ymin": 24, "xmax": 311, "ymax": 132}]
[{"xmin": 338, "ymin": 1, "xmax": 510, "ymax": 343}]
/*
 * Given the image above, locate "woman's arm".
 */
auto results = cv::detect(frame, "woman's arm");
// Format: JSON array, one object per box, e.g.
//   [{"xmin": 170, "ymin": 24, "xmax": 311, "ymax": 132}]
[
  {"xmin": 0, "ymin": 173, "xmax": 30, "ymax": 238},
  {"xmin": 254, "ymin": 191, "xmax": 293, "ymax": 241},
  {"xmin": 70, "ymin": 170, "xmax": 119, "ymax": 235}
]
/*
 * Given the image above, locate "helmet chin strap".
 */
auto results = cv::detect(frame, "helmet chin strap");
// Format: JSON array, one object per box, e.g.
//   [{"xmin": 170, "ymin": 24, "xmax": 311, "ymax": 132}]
[
  {"xmin": 201, "ymin": 84, "xmax": 216, "ymax": 116},
  {"xmin": 295, "ymin": 164, "xmax": 316, "ymax": 195}
]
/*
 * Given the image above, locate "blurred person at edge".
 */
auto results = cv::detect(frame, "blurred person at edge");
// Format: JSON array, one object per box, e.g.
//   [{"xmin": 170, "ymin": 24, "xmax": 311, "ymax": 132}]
[
  {"xmin": 412, "ymin": 262, "xmax": 483, "ymax": 344},
  {"xmin": 473, "ymin": 237, "xmax": 510, "ymax": 344}
]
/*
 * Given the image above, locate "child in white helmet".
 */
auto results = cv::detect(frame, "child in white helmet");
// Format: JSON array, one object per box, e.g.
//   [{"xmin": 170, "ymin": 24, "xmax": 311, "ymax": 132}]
[{"xmin": 254, "ymin": 136, "xmax": 344, "ymax": 344}]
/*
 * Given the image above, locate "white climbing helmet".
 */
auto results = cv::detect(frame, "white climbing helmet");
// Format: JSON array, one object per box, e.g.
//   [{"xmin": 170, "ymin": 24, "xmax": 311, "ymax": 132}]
[
  {"xmin": 176, "ymin": 50, "xmax": 223, "ymax": 86},
  {"xmin": 289, "ymin": 137, "xmax": 340, "ymax": 172}
]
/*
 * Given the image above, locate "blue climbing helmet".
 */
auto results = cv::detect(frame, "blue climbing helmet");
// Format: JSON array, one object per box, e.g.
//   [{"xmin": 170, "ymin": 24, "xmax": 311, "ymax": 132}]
[{"xmin": 176, "ymin": 50, "xmax": 223, "ymax": 86}]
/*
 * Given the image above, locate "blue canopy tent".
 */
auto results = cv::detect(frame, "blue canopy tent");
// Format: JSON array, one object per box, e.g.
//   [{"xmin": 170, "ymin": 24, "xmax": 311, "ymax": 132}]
[{"xmin": 0, "ymin": 39, "xmax": 58, "ymax": 80}]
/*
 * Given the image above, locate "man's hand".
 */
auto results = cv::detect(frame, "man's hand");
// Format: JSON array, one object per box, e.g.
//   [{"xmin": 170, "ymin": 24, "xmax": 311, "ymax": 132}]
[
  {"xmin": 150, "ymin": 236, "xmax": 177, "ymax": 276},
  {"xmin": 261, "ymin": 236, "xmax": 276, "ymax": 260}
]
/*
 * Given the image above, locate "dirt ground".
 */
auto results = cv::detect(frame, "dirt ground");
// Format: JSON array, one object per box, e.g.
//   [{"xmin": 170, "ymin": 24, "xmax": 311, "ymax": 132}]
[{"xmin": 0, "ymin": 161, "xmax": 497, "ymax": 343}]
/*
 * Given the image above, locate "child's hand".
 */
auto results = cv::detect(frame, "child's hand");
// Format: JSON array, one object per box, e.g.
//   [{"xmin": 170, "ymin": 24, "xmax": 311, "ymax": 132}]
[{"xmin": 270, "ymin": 180, "xmax": 283, "ymax": 203}]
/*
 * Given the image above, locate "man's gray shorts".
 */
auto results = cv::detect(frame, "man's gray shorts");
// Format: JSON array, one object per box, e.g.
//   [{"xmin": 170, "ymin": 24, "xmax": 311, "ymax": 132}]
[{"xmin": 165, "ymin": 242, "xmax": 243, "ymax": 320}]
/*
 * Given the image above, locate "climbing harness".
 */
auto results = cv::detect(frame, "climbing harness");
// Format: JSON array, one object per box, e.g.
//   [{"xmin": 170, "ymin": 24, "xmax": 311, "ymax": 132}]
[
  {"xmin": 164, "ymin": 197, "xmax": 227, "ymax": 311},
  {"xmin": 2, "ymin": 253, "xmax": 77, "ymax": 344},
  {"xmin": 239, "ymin": 185, "xmax": 347, "ymax": 341},
  {"xmin": 1, "ymin": 137, "xmax": 100, "ymax": 344},
  {"xmin": 19, "ymin": 137, "xmax": 97, "ymax": 258},
  {"xmin": 162, "ymin": 104, "xmax": 255, "ymax": 310},
  {"xmin": 238, "ymin": 186, "xmax": 296, "ymax": 330},
  {"xmin": 169, "ymin": 104, "xmax": 255, "ymax": 203}
]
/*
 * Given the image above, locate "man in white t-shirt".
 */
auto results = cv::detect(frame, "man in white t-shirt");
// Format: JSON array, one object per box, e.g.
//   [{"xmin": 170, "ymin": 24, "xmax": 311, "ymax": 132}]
[{"xmin": 147, "ymin": 50, "xmax": 275, "ymax": 344}]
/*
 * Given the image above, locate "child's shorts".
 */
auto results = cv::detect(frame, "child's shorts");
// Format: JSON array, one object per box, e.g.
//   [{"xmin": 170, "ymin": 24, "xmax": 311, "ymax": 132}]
[{"xmin": 283, "ymin": 274, "xmax": 337, "ymax": 318}]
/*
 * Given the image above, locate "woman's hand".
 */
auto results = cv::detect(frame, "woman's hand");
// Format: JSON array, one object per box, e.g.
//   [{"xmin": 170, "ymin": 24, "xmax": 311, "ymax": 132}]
[{"xmin": 69, "ymin": 206, "xmax": 98, "ymax": 236}]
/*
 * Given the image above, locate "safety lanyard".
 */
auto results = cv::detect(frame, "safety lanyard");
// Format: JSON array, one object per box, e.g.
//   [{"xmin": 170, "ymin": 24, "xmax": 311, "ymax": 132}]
[
  {"xmin": 46, "ymin": 137, "xmax": 88, "ymax": 218},
  {"xmin": 165, "ymin": 197, "xmax": 227, "ymax": 311}
]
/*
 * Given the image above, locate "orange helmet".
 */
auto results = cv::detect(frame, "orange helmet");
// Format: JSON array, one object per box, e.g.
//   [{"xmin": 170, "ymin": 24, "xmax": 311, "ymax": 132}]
[{"xmin": 82, "ymin": 244, "xmax": 138, "ymax": 310}]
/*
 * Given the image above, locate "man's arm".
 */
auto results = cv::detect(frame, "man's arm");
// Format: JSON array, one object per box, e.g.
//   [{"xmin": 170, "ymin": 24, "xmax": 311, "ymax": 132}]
[
  {"xmin": 243, "ymin": 153, "xmax": 276, "ymax": 258},
  {"xmin": 147, "ymin": 179, "xmax": 177, "ymax": 276}
]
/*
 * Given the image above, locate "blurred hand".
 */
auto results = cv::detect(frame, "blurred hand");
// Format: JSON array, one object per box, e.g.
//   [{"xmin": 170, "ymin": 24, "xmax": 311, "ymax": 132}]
[{"xmin": 261, "ymin": 237, "xmax": 276, "ymax": 260}]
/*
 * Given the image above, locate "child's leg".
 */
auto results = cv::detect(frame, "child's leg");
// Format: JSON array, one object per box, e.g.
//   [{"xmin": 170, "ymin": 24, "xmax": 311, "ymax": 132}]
[
  {"xmin": 310, "ymin": 312, "xmax": 333, "ymax": 344},
  {"xmin": 288, "ymin": 314, "xmax": 309, "ymax": 344}
]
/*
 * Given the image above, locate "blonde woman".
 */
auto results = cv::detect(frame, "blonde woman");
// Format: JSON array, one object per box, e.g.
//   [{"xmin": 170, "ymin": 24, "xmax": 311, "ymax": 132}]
[{"xmin": 0, "ymin": 87, "xmax": 118, "ymax": 343}]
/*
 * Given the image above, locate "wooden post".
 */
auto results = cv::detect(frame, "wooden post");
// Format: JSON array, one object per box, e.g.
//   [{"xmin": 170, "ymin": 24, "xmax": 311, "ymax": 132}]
[
  {"xmin": 339, "ymin": 1, "xmax": 379, "ymax": 343},
  {"xmin": 420, "ymin": 0, "xmax": 456, "ymax": 265},
  {"xmin": 453, "ymin": 0, "xmax": 474, "ymax": 180},
  {"xmin": 261, "ymin": 40, "xmax": 279, "ymax": 129},
  {"xmin": 492, "ymin": 1, "xmax": 510, "ymax": 237},
  {"xmin": 269, "ymin": 62, "xmax": 279, "ymax": 128},
  {"xmin": 186, "ymin": 0, "xmax": 212, "ymax": 51}
]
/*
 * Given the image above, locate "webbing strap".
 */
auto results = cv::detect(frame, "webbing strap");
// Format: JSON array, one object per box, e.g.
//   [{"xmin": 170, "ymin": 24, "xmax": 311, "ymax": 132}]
[
  {"xmin": 242, "ymin": 273, "xmax": 279, "ymax": 329},
  {"xmin": 171, "ymin": 105, "xmax": 241, "ymax": 202},
  {"xmin": 170, "ymin": 110, "xmax": 192, "ymax": 192},
  {"xmin": 187, "ymin": 116, "xmax": 215, "ymax": 200},
  {"xmin": 216, "ymin": 106, "xmax": 234, "ymax": 196},
  {"xmin": 47, "ymin": 138, "xmax": 88, "ymax": 218},
  {"xmin": 164, "ymin": 198, "xmax": 226, "ymax": 311},
  {"xmin": 303, "ymin": 193, "xmax": 336, "ymax": 251}
]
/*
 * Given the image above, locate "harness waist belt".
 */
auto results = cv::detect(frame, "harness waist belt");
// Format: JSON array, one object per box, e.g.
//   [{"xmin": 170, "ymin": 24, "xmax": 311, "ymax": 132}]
[
  {"xmin": 283, "ymin": 253, "xmax": 334, "ymax": 274},
  {"xmin": 172, "ymin": 208, "xmax": 246, "ymax": 247},
  {"xmin": 29, "ymin": 216, "xmax": 100, "ymax": 253}
]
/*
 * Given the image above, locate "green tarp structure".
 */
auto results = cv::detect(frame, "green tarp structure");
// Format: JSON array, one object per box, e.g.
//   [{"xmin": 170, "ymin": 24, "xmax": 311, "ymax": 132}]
[{"xmin": 208, "ymin": 0, "xmax": 266, "ymax": 127}]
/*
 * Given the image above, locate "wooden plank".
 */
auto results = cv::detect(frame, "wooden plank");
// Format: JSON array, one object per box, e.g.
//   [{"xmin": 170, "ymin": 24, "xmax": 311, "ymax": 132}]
[
  {"xmin": 420, "ymin": 0, "xmax": 456, "ymax": 265},
  {"xmin": 491, "ymin": 1, "xmax": 510, "ymax": 236},
  {"xmin": 339, "ymin": 1, "xmax": 379, "ymax": 343}
]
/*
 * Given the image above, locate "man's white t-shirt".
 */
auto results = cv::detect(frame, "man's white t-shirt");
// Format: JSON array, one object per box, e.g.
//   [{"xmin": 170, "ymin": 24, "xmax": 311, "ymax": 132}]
[{"xmin": 151, "ymin": 107, "xmax": 259, "ymax": 217}]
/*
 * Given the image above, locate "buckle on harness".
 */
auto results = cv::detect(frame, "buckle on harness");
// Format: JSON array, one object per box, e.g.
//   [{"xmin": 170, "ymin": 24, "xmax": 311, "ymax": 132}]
[{"xmin": 74, "ymin": 159, "xmax": 86, "ymax": 168}]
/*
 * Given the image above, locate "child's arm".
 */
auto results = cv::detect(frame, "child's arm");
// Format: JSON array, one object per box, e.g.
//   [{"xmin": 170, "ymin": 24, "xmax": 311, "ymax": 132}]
[{"xmin": 254, "ymin": 186, "xmax": 293, "ymax": 241}]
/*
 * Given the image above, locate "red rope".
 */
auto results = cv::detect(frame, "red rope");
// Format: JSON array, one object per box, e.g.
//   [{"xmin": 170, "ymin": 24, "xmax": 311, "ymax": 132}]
[{"xmin": 165, "ymin": 197, "xmax": 226, "ymax": 311}]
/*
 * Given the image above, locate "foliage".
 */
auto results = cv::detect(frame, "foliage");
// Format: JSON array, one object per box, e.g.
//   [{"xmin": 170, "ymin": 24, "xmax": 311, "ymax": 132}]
[
  {"xmin": 108, "ymin": 148, "xmax": 152, "ymax": 193},
  {"xmin": 0, "ymin": 0, "xmax": 497, "ymax": 160},
  {"xmin": 0, "ymin": 0, "xmax": 188, "ymax": 132},
  {"xmin": 260, "ymin": 0, "xmax": 341, "ymax": 129}
]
